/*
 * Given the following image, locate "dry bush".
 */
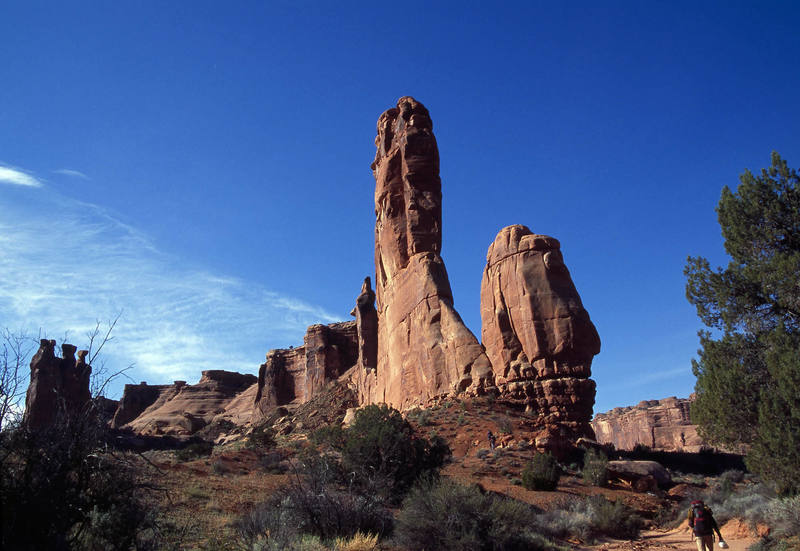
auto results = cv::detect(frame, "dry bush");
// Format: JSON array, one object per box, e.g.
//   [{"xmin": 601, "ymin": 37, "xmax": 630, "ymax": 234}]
[{"xmin": 395, "ymin": 477, "xmax": 565, "ymax": 551}]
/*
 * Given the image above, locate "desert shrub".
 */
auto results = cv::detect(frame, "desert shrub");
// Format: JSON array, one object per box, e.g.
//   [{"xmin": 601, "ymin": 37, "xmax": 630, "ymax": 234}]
[
  {"xmin": 457, "ymin": 413, "xmax": 466, "ymax": 426},
  {"xmin": 766, "ymin": 495, "xmax": 800, "ymax": 538},
  {"xmin": 582, "ymin": 449, "xmax": 609, "ymax": 487},
  {"xmin": 532, "ymin": 495, "xmax": 642, "ymax": 542},
  {"xmin": 407, "ymin": 407, "xmax": 432, "ymax": 427},
  {"xmin": 211, "ymin": 457, "xmax": 227, "ymax": 475},
  {"xmin": 175, "ymin": 439, "xmax": 213, "ymax": 461},
  {"xmin": 584, "ymin": 495, "xmax": 642, "ymax": 539},
  {"xmin": 705, "ymin": 482, "xmax": 773, "ymax": 525},
  {"xmin": 259, "ymin": 450, "xmax": 288, "ymax": 474},
  {"xmin": 0, "ymin": 409, "xmax": 157, "ymax": 550},
  {"xmin": 235, "ymin": 478, "xmax": 392, "ymax": 548},
  {"xmin": 522, "ymin": 452, "xmax": 561, "ymax": 491},
  {"xmin": 721, "ymin": 469, "xmax": 746, "ymax": 484},
  {"xmin": 745, "ymin": 493, "xmax": 800, "ymax": 550},
  {"xmin": 247, "ymin": 423, "xmax": 276, "ymax": 450},
  {"xmin": 497, "ymin": 415, "xmax": 513, "ymax": 435},
  {"xmin": 395, "ymin": 477, "xmax": 564, "ymax": 551},
  {"xmin": 311, "ymin": 424, "xmax": 346, "ymax": 448},
  {"xmin": 477, "ymin": 449, "xmax": 490, "ymax": 460},
  {"xmin": 341, "ymin": 404, "xmax": 450, "ymax": 501}
]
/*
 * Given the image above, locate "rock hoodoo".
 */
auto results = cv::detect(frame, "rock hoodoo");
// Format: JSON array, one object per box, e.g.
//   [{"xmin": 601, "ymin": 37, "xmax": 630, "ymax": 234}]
[
  {"xmin": 480, "ymin": 225, "xmax": 600, "ymax": 450},
  {"xmin": 592, "ymin": 396, "xmax": 704, "ymax": 452},
  {"xmin": 351, "ymin": 277, "xmax": 378, "ymax": 373},
  {"xmin": 354, "ymin": 96, "xmax": 493, "ymax": 409},
  {"xmin": 24, "ymin": 339, "xmax": 92, "ymax": 430}
]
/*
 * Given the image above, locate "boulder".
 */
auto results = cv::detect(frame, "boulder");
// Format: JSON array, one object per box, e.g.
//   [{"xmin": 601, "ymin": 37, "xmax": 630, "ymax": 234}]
[
  {"xmin": 607, "ymin": 459, "xmax": 671, "ymax": 488},
  {"xmin": 354, "ymin": 96, "xmax": 494, "ymax": 409}
]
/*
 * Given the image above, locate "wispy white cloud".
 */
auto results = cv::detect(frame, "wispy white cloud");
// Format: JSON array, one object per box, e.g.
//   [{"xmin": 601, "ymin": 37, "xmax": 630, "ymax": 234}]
[
  {"xmin": 54, "ymin": 168, "xmax": 90, "ymax": 180},
  {"xmin": 600, "ymin": 366, "xmax": 690, "ymax": 392},
  {"xmin": 0, "ymin": 165, "xmax": 43, "ymax": 187},
  {"xmin": 0, "ymin": 173, "xmax": 339, "ymax": 397}
]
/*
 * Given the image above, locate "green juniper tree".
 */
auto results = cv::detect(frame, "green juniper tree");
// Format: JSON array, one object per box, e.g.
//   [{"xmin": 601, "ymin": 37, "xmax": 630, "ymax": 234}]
[{"xmin": 685, "ymin": 152, "xmax": 800, "ymax": 494}]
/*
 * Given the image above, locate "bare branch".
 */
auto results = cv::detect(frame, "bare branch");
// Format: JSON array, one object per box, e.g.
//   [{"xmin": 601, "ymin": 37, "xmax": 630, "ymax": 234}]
[{"xmin": 88, "ymin": 310, "xmax": 122, "ymax": 365}]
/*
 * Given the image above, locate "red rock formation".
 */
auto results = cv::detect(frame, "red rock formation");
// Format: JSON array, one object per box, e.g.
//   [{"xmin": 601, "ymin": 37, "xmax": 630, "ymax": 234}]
[
  {"xmin": 480, "ymin": 225, "xmax": 600, "ymax": 453},
  {"xmin": 351, "ymin": 277, "xmax": 378, "ymax": 372},
  {"xmin": 111, "ymin": 381, "xmax": 171, "ymax": 428},
  {"xmin": 24, "ymin": 340, "xmax": 92, "ymax": 430},
  {"xmin": 253, "ymin": 321, "xmax": 358, "ymax": 422},
  {"xmin": 118, "ymin": 370, "xmax": 257, "ymax": 435},
  {"xmin": 356, "ymin": 96, "xmax": 494, "ymax": 409},
  {"xmin": 592, "ymin": 396, "xmax": 704, "ymax": 452}
]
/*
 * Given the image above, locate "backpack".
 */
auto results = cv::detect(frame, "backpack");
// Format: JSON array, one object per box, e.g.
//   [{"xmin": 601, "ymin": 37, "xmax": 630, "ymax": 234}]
[{"xmin": 692, "ymin": 502, "xmax": 711, "ymax": 535}]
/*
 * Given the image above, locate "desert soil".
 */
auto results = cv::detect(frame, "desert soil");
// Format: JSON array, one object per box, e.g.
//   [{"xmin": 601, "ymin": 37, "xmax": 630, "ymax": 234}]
[{"xmin": 588, "ymin": 520, "xmax": 757, "ymax": 551}]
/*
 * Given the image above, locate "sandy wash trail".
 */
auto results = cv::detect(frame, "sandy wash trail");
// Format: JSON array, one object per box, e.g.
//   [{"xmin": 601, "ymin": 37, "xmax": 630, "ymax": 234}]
[{"xmin": 587, "ymin": 521, "xmax": 758, "ymax": 551}]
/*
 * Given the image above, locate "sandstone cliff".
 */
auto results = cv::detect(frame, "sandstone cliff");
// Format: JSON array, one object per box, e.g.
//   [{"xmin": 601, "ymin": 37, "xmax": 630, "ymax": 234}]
[
  {"xmin": 480, "ymin": 225, "xmax": 600, "ymax": 452},
  {"xmin": 353, "ymin": 96, "xmax": 494, "ymax": 410},
  {"xmin": 592, "ymin": 396, "xmax": 704, "ymax": 452},
  {"xmin": 117, "ymin": 370, "xmax": 257, "ymax": 436},
  {"xmin": 252, "ymin": 321, "xmax": 358, "ymax": 422}
]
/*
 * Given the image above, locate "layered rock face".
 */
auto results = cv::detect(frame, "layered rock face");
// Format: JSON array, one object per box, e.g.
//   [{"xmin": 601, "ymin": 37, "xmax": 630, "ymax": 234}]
[
  {"xmin": 118, "ymin": 370, "xmax": 257, "ymax": 435},
  {"xmin": 24, "ymin": 340, "xmax": 92, "ymax": 430},
  {"xmin": 481, "ymin": 225, "xmax": 600, "ymax": 450},
  {"xmin": 592, "ymin": 396, "xmax": 704, "ymax": 452},
  {"xmin": 253, "ymin": 321, "xmax": 358, "ymax": 422},
  {"xmin": 356, "ymin": 96, "xmax": 493, "ymax": 409}
]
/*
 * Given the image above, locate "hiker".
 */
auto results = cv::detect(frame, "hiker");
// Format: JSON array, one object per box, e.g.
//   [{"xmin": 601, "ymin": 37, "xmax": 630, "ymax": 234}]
[
  {"xmin": 487, "ymin": 430, "xmax": 496, "ymax": 450},
  {"xmin": 688, "ymin": 499, "xmax": 726, "ymax": 551}
]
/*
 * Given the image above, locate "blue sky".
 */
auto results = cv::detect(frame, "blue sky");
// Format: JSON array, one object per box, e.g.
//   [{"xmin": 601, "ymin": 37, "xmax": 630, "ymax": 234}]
[{"xmin": 2, "ymin": 2, "xmax": 798, "ymax": 414}]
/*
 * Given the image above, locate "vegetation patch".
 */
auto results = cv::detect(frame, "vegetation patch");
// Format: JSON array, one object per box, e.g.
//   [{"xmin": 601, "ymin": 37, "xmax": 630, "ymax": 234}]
[{"xmin": 522, "ymin": 452, "xmax": 561, "ymax": 491}]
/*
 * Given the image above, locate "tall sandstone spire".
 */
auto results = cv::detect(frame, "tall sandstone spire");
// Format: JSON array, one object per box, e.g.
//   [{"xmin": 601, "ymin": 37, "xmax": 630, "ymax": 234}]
[{"xmin": 354, "ymin": 96, "xmax": 493, "ymax": 409}]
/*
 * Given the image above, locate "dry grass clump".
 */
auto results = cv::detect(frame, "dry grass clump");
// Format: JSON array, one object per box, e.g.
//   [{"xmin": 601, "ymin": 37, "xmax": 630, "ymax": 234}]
[{"xmin": 333, "ymin": 531, "xmax": 379, "ymax": 551}]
